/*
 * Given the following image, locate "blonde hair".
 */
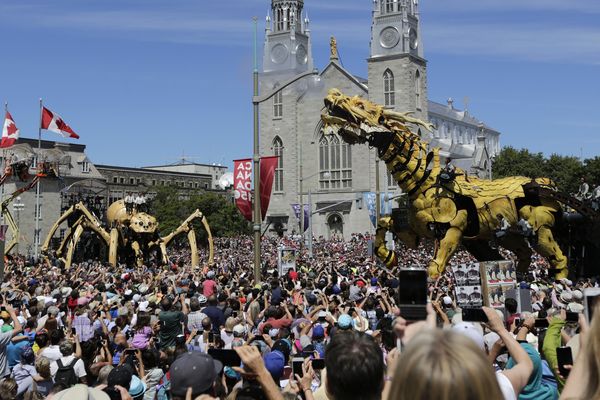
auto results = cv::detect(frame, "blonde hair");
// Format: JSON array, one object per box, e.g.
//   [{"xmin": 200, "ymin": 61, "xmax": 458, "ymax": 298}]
[
  {"xmin": 0, "ymin": 377, "xmax": 17, "ymax": 400},
  {"xmin": 389, "ymin": 329, "xmax": 503, "ymax": 400},
  {"xmin": 582, "ymin": 302, "xmax": 600, "ymax": 399},
  {"xmin": 35, "ymin": 356, "xmax": 51, "ymax": 379}
]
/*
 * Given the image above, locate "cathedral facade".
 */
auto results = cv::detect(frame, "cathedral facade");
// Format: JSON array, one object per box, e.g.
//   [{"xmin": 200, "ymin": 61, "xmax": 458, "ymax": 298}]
[{"xmin": 259, "ymin": 0, "xmax": 501, "ymax": 239}]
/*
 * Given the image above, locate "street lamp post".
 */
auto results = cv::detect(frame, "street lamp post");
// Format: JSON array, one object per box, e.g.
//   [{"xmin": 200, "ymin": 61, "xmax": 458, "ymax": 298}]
[
  {"xmin": 375, "ymin": 158, "xmax": 381, "ymax": 223},
  {"xmin": 251, "ymin": 16, "xmax": 318, "ymax": 283}
]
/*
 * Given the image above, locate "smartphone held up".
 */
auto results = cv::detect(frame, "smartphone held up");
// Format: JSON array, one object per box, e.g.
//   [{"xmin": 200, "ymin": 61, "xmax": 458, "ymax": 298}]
[{"xmin": 398, "ymin": 268, "xmax": 428, "ymax": 321}]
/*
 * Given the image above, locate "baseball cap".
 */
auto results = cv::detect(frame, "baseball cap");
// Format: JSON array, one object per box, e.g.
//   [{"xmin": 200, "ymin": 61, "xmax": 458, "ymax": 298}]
[
  {"xmin": 337, "ymin": 314, "xmax": 353, "ymax": 330},
  {"xmin": 169, "ymin": 351, "xmax": 223, "ymax": 397},
  {"xmin": 233, "ymin": 324, "xmax": 246, "ymax": 337},
  {"xmin": 312, "ymin": 325, "xmax": 325, "ymax": 339},
  {"xmin": 451, "ymin": 322, "xmax": 485, "ymax": 351},
  {"xmin": 272, "ymin": 339, "xmax": 291, "ymax": 363},
  {"xmin": 263, "ymin": 350, "xmax": 285, "ymax": 382},
  {"xmin": 207, "ymin": 271, "xmax": 215, "ymax": 279}
]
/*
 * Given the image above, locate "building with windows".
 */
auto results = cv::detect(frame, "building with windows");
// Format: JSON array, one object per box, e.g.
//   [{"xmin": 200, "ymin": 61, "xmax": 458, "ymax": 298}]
[
  {"xmin": 96, "ymin": 164, "xmax": 213, "ymax": 204},
  {"xmin": 259, "ymin": 0, "xmax": 501, "ymax": 239},
  {"xmin": 142, "ymin": 161, "xmax": 227, "ymax": 190},
  {"xmin": 0, "ymin": 138, "xmax": 105, "ymax": 256},
  {"xmin": 0, "ymin": 138, "xmax": 223, "ymax": 258}
]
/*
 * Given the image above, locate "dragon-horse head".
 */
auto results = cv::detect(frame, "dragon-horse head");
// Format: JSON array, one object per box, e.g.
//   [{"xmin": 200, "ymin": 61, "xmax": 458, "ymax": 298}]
[{"xmin": 321, "ymin": 88, "xmax": 434, "ymax": 153}]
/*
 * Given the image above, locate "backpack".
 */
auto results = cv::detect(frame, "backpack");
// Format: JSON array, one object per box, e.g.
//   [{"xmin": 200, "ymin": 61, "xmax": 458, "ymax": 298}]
[{"xmin": 54, "ymin": 358, "xmax": 79, "ymax": 388}]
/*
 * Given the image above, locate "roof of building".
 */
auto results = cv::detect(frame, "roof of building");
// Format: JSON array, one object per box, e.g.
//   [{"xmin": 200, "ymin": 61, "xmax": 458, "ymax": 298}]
[
  {"xmin": 143, "ymin": 159, "xmax": 226, "ymax": 169},
  {"xmin": 95, "ymin": 164, "xmax": 212, "ymax": 179},
  {"xmin": 13, "ymin": 137, "xmax": 87, "ymax": 152},
  {"xmin": 428, "ymin": 100, "xmax": 500, "ymax": 134},
  {"xmin": 321, "ymin": 62, "xmax": 368, "ymax": 92},
  {"xmin": 329, "ymin": 76, "xmax": 500, "ymax": 134}
]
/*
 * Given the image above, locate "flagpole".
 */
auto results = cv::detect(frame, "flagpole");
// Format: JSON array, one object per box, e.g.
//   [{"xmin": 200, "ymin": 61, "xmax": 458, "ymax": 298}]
[
  {"xmin": 34, "ymin": 98, "xmax": 42, "ymax": 260},
  {"xmin": 1, "ymin": 102, "xmax": 6, "ymax": 219}
]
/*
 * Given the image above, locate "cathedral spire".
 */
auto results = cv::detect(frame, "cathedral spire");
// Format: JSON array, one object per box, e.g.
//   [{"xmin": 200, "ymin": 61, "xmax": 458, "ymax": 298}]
[
  {"xmin": 370, "ymin": 0, "xmax": 423, "ymax": 59},
  {"xmin": 263, "ymin": 0, "xmax": 313, "ymax": 73},
  {"xmin": 271, "ymin": 0, "xmax": 304, "ymax": 34}
]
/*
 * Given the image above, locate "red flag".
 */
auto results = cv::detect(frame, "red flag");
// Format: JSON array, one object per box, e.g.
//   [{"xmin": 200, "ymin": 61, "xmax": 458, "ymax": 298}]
[
  {"xmin": 233, "ymin": 159, "xmax": 253, "ymax": 221},
  {"xmin": 1, "ymin": 111, "xmax": 19, "ymax": 148},
  {"xmin": 41, "ymin": 107, "xmax": 79, "ymax": 139},
  {"xmin": 260, "ymin": 156, "xmax": 278, "ymax": 220}
]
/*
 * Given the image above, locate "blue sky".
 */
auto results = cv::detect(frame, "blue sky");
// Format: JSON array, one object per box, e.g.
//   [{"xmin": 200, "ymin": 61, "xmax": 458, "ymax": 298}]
[{"xmin": 0, "ymin": 0, "xmax": 598, "ymax": 168}]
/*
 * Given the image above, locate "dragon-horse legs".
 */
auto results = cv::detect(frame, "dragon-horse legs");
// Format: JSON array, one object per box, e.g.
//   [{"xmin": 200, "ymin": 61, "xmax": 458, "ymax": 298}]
[
  {"xmin": 498, "ymin": 234, "xmax": 533, "ymax": 276},
  {"xmin": 375, "ymin": 217, "xmax": 397, "ymax": 267},
  {"xmin": 519, "ymin": 205, "xmax": 568, "ymax": 279},
  {"xmin": 428, "ymin": 209, "xmax": 468, "ymax": 278},
  {"xmin": 374, "ymin": 215, "xmax": 420, "ymax": 268}
]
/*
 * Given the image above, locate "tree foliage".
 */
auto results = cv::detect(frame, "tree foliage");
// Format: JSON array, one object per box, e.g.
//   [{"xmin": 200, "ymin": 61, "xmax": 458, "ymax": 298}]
[
  {"xmin": 493, "ymin": 146, "xmax": 593, "ymax": 193},
  {"xmin": 148, "ymin": 186, "xmax": 251, "ymax": 242}
]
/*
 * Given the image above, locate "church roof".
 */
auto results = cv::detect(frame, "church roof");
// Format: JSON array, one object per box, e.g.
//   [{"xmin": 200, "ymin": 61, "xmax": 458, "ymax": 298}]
[
  {"xmin": 353, "ymin": 74, "xmax": 368, "ymax": 85},
  {"xmin": 321, "ymin": 62, "xmax": 368, "ymax": 92},
  {"xmin": 428, "ymin": 100, "xmax": 500, "ymax": 134},
  {"xmin": 343, "ymin": 76, "xmax": 499, "ymax": 134}
]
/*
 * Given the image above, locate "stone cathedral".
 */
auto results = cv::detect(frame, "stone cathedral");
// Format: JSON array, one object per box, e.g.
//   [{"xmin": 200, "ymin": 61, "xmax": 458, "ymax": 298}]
[{"xmin": 259, "ymin": 0, "xmax": 501, "ymax": 239}]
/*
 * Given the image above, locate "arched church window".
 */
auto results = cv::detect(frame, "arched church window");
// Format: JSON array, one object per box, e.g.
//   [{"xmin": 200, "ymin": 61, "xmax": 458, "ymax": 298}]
[
  {"xmin": 319, "ymin": 134, "xmax": 352, "ymax": 189},
  {"xmin": 276, "ymin": 8, "xmax": 284, "ymax": 31},
  {"xmin": 384, "ymin": 69, "xmax": 395, "ymax": 107},
  {"xmin": 273, "ymin": 88, "xmax": 283, "ymax": 119},
  {"xmin": 384, "ymin": 0, "xmax": 394, "ymax": 13},
  {"xmin": 415, "ymin": 70, "xmax": 422, "ymax": 111},
  {"xmin": 273, "ymin": 137, "xmax": 284, "ymax": 191}
]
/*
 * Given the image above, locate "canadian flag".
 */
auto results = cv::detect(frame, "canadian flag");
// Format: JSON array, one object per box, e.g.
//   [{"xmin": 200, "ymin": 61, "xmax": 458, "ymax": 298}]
[
  {"xmin": 41, "ymin": 106, "xmax": 79, "ymax": 139},
  {"xmin": 1, "ymin": 111, "xmax": 19, "ymax": 148}
]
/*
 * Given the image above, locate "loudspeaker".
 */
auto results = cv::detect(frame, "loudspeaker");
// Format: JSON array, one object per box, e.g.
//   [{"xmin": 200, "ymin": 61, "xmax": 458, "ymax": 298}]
[{"xmin": 392, "ymin": 207, "xmax": 409, "ymax": 231}]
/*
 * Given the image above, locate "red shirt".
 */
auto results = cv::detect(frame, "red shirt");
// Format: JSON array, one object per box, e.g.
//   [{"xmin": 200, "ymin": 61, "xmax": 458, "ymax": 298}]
[
  {"xmin": 202, "ymin": 279, "xmax": 217, "ymax": 297},
  {"xmin": 258, "ymin": 317, "xmax": 292, "ymax": 333}
]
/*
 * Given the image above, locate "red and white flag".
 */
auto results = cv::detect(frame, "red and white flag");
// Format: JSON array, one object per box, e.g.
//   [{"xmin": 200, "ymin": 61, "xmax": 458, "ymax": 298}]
[
  {"xmin": 41, "ymin": 106, "xmax": 79, "ymax": 139},
  {"xmin": 1, "ymin": 111, "xmax": 19, "ymax": 148}
]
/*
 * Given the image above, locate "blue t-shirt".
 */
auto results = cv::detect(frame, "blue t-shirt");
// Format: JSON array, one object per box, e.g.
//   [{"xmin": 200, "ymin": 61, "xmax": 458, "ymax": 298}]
[
  {"xmin": 202, "ymin": 306, "xmax": 225, "ymax": 332},
  {"xmin": 7, "ymin": 341, "xmax": 30, "ymax": 369}
]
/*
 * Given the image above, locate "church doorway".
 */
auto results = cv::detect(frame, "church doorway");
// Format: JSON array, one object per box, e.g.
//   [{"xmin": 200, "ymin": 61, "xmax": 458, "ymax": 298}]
[{"xmin": 327, "ymin": 213, "xmax": 344, "ymax": 239}]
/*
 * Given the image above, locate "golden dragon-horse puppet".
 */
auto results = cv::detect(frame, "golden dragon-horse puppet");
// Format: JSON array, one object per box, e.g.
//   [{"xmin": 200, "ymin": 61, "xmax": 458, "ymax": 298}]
[{"xmin": 321, "ymin": 88, "xmax": 568, "ymax": 280}]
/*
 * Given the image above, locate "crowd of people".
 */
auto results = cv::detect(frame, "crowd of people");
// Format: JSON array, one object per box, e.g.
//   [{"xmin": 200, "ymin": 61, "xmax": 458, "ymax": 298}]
[{"xmin": 0, "ymin": 233, "xmax": 597, "ymax": 400}]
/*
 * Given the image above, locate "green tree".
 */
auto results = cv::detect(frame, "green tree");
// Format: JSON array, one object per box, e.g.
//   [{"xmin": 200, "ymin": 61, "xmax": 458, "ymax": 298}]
[
  {"xmin": 543, "ymin": 154, "xmax": 583, "ymax": 194},
  {"xmin": 492, "ymin": 146, "xmax": 546, "ymax": 179},
  {"xmin": 493, "ymin": 147, "xmax": 587, "ymax": 193},
  {"xmin": 584, "ymin": 157, "xmax": 600, "ymax": 186},
  {"xmin": 186, "ymin": 192, "xmax": 252, "ymax": 237},
  {"xmin": 148, "ymin": 186, "xmax": 187, "ymax": 235},
  {"xmin": 149, "ymin": 187, "xmax": 251, "ymax": 240}
]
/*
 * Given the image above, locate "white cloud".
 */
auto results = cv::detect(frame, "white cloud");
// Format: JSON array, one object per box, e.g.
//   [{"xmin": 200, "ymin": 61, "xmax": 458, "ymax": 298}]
[
  {"xmin": 424, "ymin": 23, "xmax": 600, "ymax": 64},
  {"xmin": 423, "ymin": 0, "xmax": 600, "ymax": 14}
]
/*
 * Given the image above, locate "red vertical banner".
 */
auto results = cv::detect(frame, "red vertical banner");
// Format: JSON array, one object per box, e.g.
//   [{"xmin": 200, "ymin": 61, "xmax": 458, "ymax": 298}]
[
  {"xmin": 233, "ymin": 159, "xmax": 253, "ymax": 221},
  {"xmin": 259, "ymin": 156, "xmax": 279, "ymax": 220}
]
